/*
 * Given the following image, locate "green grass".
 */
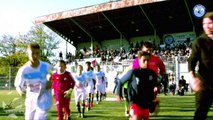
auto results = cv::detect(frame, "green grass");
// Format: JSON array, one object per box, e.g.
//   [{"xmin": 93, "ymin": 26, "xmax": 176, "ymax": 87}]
[{"xmin": 1, "ymin": 90, "xmax": 213, "ymax": 120}]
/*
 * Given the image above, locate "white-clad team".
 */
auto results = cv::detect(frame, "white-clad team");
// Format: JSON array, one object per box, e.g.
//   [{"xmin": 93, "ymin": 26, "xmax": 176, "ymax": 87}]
[{"xmin": 73, "ymin": 62, "xmax": 108, "ymax": 118}]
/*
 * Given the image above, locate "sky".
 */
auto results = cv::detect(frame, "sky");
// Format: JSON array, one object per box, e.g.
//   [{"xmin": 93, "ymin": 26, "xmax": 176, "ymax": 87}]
[
  {"xmin": 0, "ymin": 0, "xmax": 109, "ymax": 36},
  {"xmin": 0, "ymin": 0, "xmax": 109, "ymax": 56}
]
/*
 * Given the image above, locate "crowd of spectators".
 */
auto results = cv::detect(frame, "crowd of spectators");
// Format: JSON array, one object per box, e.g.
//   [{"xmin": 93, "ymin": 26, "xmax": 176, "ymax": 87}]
[
  {"xmin": 68, "ymin": 40, "xmax": 191, "ymax": 64},
  {"xmin": 63, "ymin": 40, "xmax": 192, "ymax": 95}
]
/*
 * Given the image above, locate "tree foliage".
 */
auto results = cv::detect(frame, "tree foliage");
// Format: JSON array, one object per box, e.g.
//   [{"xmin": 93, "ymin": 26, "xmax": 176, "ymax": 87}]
[
  {"xmin": 25, "ymin": 24, "xmax": 60, "ymax": 63},
  {"xmin": 0, "ymin": 24, "xmax": 61, "ymax": 76}
]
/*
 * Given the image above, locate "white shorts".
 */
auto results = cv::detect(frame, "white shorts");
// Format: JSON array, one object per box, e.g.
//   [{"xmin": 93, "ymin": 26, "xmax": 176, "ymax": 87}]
[
  {"xmin": 102, "ymin": 85, "xmax": 106, "ymax": 93},
  {"xmin": 96, "ymin": 84, "xmax": 103, "ymax": 93},
  {"xmin": 25, "ymin": 98, "xmax": 48, "ymax": 120},
  {"xmin": 87, "ymin": 85, "xmax": 95, "ymax": 94},
  {"xmin": 74, "ymin": 89, "xmax": 87, "ymax": 104}
]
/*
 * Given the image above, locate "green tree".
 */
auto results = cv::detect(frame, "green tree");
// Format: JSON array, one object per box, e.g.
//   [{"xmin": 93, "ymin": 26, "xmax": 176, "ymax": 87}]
[
  {"xmin": 0, "ymin": 34, "xmax": 28, "ymax": 67},
  {"xmin": 0, "ymin": 35, "xmax": 28, "ymax": 76},
  {"xmin": 0, "ymin": 24, "xmax": 61, "ymax": 76},
  {"xmin": 25, "ymin": 24, "xmax": 60, "ymax": 63},
  {"xmin": 0, "ymin": 35, "xmax": 18, "ymax": 56}
]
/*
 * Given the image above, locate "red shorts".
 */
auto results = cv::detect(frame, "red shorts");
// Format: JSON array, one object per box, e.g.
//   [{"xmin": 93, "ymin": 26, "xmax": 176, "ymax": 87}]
[{"xmin": 129, "ymin": 104, "xmax": 149, "ymax": 118}]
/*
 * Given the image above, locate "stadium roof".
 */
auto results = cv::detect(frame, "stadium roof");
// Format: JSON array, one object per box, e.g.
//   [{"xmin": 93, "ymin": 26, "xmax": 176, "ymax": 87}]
[{"xmin": 35, "ymin": 0, "xmax": 213, "ymax": 47}]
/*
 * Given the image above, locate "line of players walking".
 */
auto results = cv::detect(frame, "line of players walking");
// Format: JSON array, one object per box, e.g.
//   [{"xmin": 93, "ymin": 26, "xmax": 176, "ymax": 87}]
[
  {"xmin": 73, "ymin": 61, "xmax": 108, "ymax": 118},
  {"xmin": 54, "ymin": 61, "xmax": 107, "ymax": 119}
]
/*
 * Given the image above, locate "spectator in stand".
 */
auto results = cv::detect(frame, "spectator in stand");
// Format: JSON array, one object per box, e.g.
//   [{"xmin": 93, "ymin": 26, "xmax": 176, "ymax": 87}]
[
  {"xmin": 95, "ymin": 45, "xmax": 100, "ymax": 57},
  {"xmin": 74, "ymin": 38, "xmax": 192, "ymax": 63}
]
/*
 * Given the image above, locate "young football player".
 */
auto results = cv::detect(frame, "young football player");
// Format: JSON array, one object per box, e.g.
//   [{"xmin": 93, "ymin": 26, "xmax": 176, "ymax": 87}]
[
  {"xmin": 73, "ymin": 65, "xmax": 87, "ymax": 118},
  {"xmin": 94, "ymin": 64, "xmax": 104, "ymax": 104},
  {"xmin": 14, "ymin": 43, "xmax": 53, "ymax": 120},
  {"xmin": 83, "ymin": 61, "xmax": 96, "ymax": 111},
  {"xmin": 116, "ymin": 51, "xmax": 158, "ymax": 120},
  {"xmin": 52, "ymin": 60, "xmax": 75, "ymax": 120}
]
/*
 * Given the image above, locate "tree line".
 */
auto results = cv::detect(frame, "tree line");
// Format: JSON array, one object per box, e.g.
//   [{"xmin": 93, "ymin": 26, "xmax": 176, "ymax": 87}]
[{"xmin": 0, "ymin": 24, "xmax": 61, "ymax": 76}]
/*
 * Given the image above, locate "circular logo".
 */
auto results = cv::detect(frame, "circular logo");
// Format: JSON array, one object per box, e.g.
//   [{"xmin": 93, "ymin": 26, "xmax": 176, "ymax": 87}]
[
  {"xmin": 164, "ymin": 35, "xmax": 174, "ymax": 45},
  {"xmin": 193, "ymin": 4, "xmax": 206, "ymax": 18}
]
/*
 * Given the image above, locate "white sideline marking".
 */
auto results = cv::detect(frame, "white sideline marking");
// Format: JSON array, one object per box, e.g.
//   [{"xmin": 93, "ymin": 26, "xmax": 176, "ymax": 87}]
[{"xmin": 105, "ymin": 97, "xmax": 117, "ymax": 101}]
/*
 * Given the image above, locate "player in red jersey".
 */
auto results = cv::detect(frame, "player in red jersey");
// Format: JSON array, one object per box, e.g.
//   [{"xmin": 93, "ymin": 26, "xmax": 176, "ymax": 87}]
[
  {"xmin": 132, "ymin": 42, "xmax": 166, "ymax": 76},
  {"xmin": 52, "ymin": 60, "xmax": 75, "ymax": 120}
]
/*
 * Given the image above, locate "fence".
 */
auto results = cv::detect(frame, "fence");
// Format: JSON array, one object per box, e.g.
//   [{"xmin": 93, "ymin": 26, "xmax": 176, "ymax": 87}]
[
  {"xmin": 0, "ymin": 67, "xmax": 19, "ymax": 90},
  {"xmin": 1, "ymin": 56, "xmax": 189, "ymax": 91}
]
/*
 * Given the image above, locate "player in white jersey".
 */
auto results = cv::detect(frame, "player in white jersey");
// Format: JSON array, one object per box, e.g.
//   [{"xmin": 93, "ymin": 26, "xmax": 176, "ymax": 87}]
[
  {"xmin": 83, "ymin": 61, "xmax": 96, "ymax": 111},
  {"xmin": 94, "ymin": 65, "xmax": 104, "ymax": 104},
  {"xmin": 74, "ymin": 65, "xmax": 87, "ymax": 118},
  {"xmin": 14, "ymin": 43, "xmax": 53, "ymax": 120},
  {"xmin": 102, "ymin": 73, "xmax": 108, "ymax": 100}
]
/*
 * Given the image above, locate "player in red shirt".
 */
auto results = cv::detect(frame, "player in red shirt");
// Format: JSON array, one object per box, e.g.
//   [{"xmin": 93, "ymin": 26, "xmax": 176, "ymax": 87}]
[
  {"xmin": 132, "ymin": 42, "xmax": 166, "ymax": 76},
  {"xmin": 52, "ymin": 60, "xmax": 75, "ymax": 120},
  {"xmin": 132, "ymin": 41, "xmax": 166, "ymax": 115}
]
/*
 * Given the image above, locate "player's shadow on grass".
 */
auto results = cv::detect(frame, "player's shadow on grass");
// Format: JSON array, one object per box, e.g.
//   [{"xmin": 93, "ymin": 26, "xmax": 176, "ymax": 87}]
[
  {"xmin": 85, "ymin": 114, "xmax": 128, "ymax": 119},
  {"xmin": 151, "ymin": 115, "xmax": 213, "ymax": 120},
  {"xmin": 49, "ymin": 110, "xmax": 79, "ymax": 117},
  {"xmin": 0, "ymin": 107, "xmax": 24, "ymax": 117},
  {"xmin": 151, "ymin": 115, "xmax": 193, "ymax": 120}
]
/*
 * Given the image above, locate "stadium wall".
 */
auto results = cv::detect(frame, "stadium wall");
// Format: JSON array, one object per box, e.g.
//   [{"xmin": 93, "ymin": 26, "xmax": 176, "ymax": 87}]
[
  {"xmin": 129, "ymin": 35, "xmax": 161, "ymax": 47},
  {"xmin": 76, "ymin": 35, "xmax": 160, "ymax": 51},
  {"xmin": 163, "ymin": 31, "xmax": 196, "ymax": 45}
]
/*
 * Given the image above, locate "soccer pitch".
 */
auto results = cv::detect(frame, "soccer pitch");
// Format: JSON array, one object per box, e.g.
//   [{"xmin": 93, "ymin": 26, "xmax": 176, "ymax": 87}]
[{"xmin": 1, "ymin": 90, "xmax": 213, "ymax": 120}]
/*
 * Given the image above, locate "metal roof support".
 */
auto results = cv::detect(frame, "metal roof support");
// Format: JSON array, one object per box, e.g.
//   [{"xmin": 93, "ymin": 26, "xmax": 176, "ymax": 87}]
[
  {"xmin": 139, "ymin": 5, "xmax": 157, "ymax": 45},
  {"xmin": 154, "ymin": 30, "xmax": 157, "ymax": 46},
  {"xmin": 70, "ymin": 18, "xmax": 95, "ymax": 40},
  {"xmin": 139, "ymin": 5, "xmax": 155, "ymax": 31},
  {"xmin": 69, "ymin": 18, "xmax": 98, "ymax": 48},
  {"xmin": 46, "ymin": 24, "xmax": 72, "ymax": 45},
  {"xmin": 89, "ymin": 37, "xmax": 93, "ymax": 57},
  {"xmin": 101, "ymin": 12, "xmax": 129, "ymax": 44},
  {"xmin": 120, "ymin": 34, "xmax": 123, "ymax": 48},
  {"xmin": 184, "ymin": 0, "xmax": 195, "ymax": 36}
]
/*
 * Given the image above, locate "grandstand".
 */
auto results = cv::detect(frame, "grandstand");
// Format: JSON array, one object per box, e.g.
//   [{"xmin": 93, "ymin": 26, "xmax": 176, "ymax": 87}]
[
  {"xmin": 35, "ymin": 0, "xmax": 212, "ymax": 49},
  {"xmin": 35, "ymin": 0, "xmax": 212, "ymax": 92}
]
